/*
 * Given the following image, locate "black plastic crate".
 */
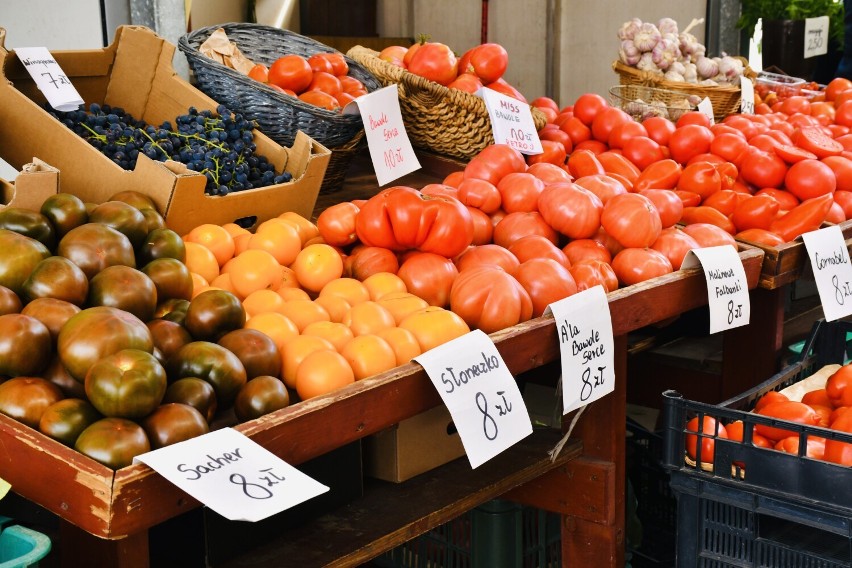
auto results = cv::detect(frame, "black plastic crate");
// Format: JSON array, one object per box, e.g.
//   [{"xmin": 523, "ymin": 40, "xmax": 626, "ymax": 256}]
[{"xmin": 662, "ymin": 319, "xmax": 852, "ymax": 567}]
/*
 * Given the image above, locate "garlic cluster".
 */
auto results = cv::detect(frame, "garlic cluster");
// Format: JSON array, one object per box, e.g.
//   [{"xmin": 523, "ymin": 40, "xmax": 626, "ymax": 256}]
[{"xmin": 617, "ymin": 17, "xmax": 745, "ymax": 86}]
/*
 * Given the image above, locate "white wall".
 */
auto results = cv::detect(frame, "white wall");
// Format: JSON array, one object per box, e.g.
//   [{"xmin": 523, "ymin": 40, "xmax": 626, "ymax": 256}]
[{"xmin": 1, "ymin": 0, "xmax": 104, "ymax": 49}]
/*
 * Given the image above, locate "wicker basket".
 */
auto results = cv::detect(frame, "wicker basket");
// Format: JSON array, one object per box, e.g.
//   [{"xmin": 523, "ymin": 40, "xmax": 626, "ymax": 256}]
[
  {"xmin": 179, "ymin": 23, "xmax": 380, "ymax": 192},
  {"xmin": 347, "ymin": 45, "xmax": 547, "ymax": 161},
  {"xmin": 612, "ymin": 59, "xmax": 756, "ymax": 120},
  {"xmin": 608, "ymin": 85, "xmax": 698, "ymax": 122}
]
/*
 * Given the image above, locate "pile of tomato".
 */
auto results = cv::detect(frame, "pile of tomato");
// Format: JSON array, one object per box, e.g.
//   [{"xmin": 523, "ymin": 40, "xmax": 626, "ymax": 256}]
[
  {"xmin": 246, "ymin": 51, "xmax": 368, "ymax": 111},
  {"xmin": 686, "ymin": 362, "xmax": 852, "ymax": 467}
]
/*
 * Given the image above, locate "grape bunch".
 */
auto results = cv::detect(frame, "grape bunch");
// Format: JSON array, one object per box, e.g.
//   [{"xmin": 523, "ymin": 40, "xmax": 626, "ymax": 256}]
[{"xmin": 48, "ymin": 103, "xmax": 293, "ymax": 195}]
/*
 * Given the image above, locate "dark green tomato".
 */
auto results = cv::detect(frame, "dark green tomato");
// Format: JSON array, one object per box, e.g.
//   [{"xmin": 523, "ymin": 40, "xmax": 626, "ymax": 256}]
[
  {"xmin": 21, "ymin": 255, "xmax": 89, "ymax": 306},
  {"xmin": 140, "ymin": 209, "xmax": 167, "ymax": 237},
  {"xmin": 217, "ymin": 328, "xmax": 281, "ymax": 379},
  {"xmin": 87, "ymin": 201, "xmax": 148, "ymax": 249},
  {"xmin": 147, "ymin": 319, "xmax": 193, "ymax": 363},
  {"xmin": 0, "ymin": 314, "xmax": 51, "ymax": 377},
  {"xmin": 162, "ymin": 377, "xmax": 217, "ymax": 423},
  {"xmin": 84, "ymin": 349, "xmax": 167, "ymax": 419},
  {"xmin": 57, "ymin": 306, "xmax": 153, "ymax": 382},
  {"xmin": 184, "ymin": 289, "xmax": 245, "ymax": 342},
  {"xmin": 87, "ymin": 265, "xmax": 158, "ymax": 323},
  {"xmin": 40, "ymin": 355, "xmax": 86, "ymax": 399},
  {"xmin": 57, "ymin": 223, "xmax": 135, "ymax": 280},
  {"xmin": 21, "ymin": 297, "xmax": 81, "ymax": 344},
  {"xmin": 0, "ymin": 207, "xmax": 56, "ymax": 250},
  {"xmin": 234, "ymin": 376, "xmax": 290, "ymax": 423},
  {"xmin": 0, "ymin": 285, "xmax": 22, "ymax": 315},
  {"xmin": 141, "ymin": 258, "xmax": 192, "ymax": 303},
  {"xmin": 0, "ymin": 377, "xmax": 64, "ymax": 429},
  {"xmin": 155, "ymin": 298, "xmax": 189, "ymax": 325},
  {"xmin": 38, "ymin": 398, "xmax": 102, "ymax": 447},
  {"xmin": 40, "ymin": 193, "xmax": 88, "ymax": 239},
  {"xmin": 74, "ymin": 417, "xmax": 151, "ymax": 470},
  {"xmin": 137, "ymin": 228, "xmax": 186, "ymax": 265},
  {"xmin": 108, "ymin": 190, "xmax": 157, "ymax": 212},
  {"xmin": 142, "ymin": 403, "xmax": 210, "ymax": 449},
  {"xmin": 0, "ymin": 229, "xmax": 51, "ymax": 296},
  {"xmin": 167, "ymin": 341, "xmax": 247, "ymax": 409}
]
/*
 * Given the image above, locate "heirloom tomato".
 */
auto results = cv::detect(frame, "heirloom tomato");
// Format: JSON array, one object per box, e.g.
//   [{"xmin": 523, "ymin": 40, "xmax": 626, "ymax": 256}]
[
  {"xmin": 143, "ymin": 403, "xmax": 211, "ymax": 448},
  {"xmin": 464, "ymin": 144, "xmax": 526, "ymax": 185},
  {"xmin": 537, "ymin": 183, "xmax": 603, "ymax": 240},
  {"xmin": 601, "ymin": 193, "xmax": 662, "ymax": 249},
  {"xmin": 611, "ymin": 248, "xmax": 673, "ymax": 286},
  {"xmin": 317, "ymin": 201, "xmax": 360, "ymax": 247},
  {"xmin": 0, "ymin": 377, "xmax": 63, "ymax": 429},
  {"xmin": 568, "ymin": 259, "xmax": 618, "ymax": 293},
  {"xmin": 75, "ymin": 417, "xmax": 150, "ymax": 470},
  {"xmin": 493, "ymin": 211, "xmax": 559, "ymax": 248},
  {"xmin": 167, "ymin": 341, "xmax": 248, "ymax": 409},
  {"xmin": 513, "ymin": 258, "xmax": 578, "ymax": 317},
  {"xmin": 449, "ymin": 265, "xmax": 533, "ymax": 333},
  {"xmin": 455, "ymin": 244, "xmax": 520, "ymax": 274},
  {"xmin": 407, "ymin": 42, "xmax": 458, "ymax": 85},
  {"xmin": 0, "ymin": 313, "xmax": 51, "ymax": 378},
  {"xmin": 397, "ymin": 252, "xmax": 459, "ymax": 308},
  {"xmin": 84, "ymin": 349, "xmax": 167, "ymax": 419}
]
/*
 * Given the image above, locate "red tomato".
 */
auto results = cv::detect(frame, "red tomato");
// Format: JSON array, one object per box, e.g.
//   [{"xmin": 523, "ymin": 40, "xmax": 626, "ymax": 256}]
[
  {"xmin": 299, "ymin": 90, "xmax": 339, "ymax": 110},
  {"xmin": 821, "ymin": 155, "xmax": 852, "ymax": 192},
  {"xmin": 755, "ymin": 401, "xmax": 820, "ymax": 442},
  {"xmin": 468, "ymin": 206, "xmax": 494, "ymax": 245},
  {"xmin": 826, "ymin": 364, "xmax": 852, "ymax": 405},
  {"xmin": 639, "ymin": 189, "xmax": 684, "ymax": 228},
  {"xmin": 268, "ymin": 55, "xmax": 313, "ymax": 93},
  {"xmin": 722, "ymin": 114, "xmax": 759, "ymax": 139},
  {"xmin": 455, "ymin": 244, "xmax": 520, "ymax": 273},
  {"xmin": 681, "ymin": 223, "xmax": 737, "ymax": 248},
  {"xmin": 680, "ymin": 206, "xmax": 737, "ymax": 234},
  {"xmin": 568, "ymin": 258, "xmax": 619, "ymax": 292},
  {"xmin": 824, "ymin": 410, "xmax": 852, "ymax": 465},
  {"xmin": 784, "ymin": 159, "xmax": 837, "ymax": 201},
  {"xmin": 754, "ymin": 390, "xmax": 790, "ymax": 412},
  {"xmin": 574, "ymin": 174, "xmax": 628, "ymax": 205},
  {"xmin": 457, "ymin": 178, "xmax": 502, "ymax": 214},
  {"xmin": 397, "ymin": 252, "xmax": 458, "ymax": 307},
  {"xmin": 561, "ymin": 239, "xmax": 612, "ymax": 265},
  {"xmin": 651, "ymin": 227, "xmax": 701, "ymax": 270},
  {"xmin": 496, "ymin": 172, "xmax": 545, "ymax": 213},
  {"xmin": 607, "ymin": 120, "xmax": 648, "ymax": 149},
  {"xmin": 420, "ymin": 183, "xmax": 458, "ymax": 199},
  {"xmin": 464, "ymin": 144, "xmax": 527, "ymax": 185},
  {"xmin": 676, "ymin": 111, "xmax": 712, "ymax": 129},
  {"xmin": 677, "ymin": 162, "xmax": 722, "ymax": 201},
  {"xmin": 774, "ymin": 144, "xmax": 818, "ymax": 164},
  {"xmin": 559, "ymin": 116, "xmax": 592, "ymax": 146},
  {"xmin": 755, "ymin": 187, "xmax": 800, "ymax": 210},
  {"xmin": 801, "ymin": 388, "xmax": 834, "ymax": 409},
  {"xmin": 740, "ymin": 147, "xmax": 788, "ymax": 188},
  {"xmin": 538, "ymin": 128, "xmax": 573, "ymax": 154},
  {"xmin": 668, "ymin": 124, "xmax": 714, "ymax": 165},
  {"xmin": 793, "ymin": 125, "xmax": 845, "ymax": 158},
  {"xmin": 621, "ymin": 136, "xmax": 665, "ymax": 171},
  {"xmin": 702, "ymin": 190, "xmax": 742, "ymax": 217},
  {"xmin": 467, "ymin": 43, "xmax": 508, "ymax": 83},
  {"xmin": 572, "ymin": 93, "xmax": 609, "ymax": 126},
  {"xmin": 642, "ymin": 116, "xmax": 676, "ymax": 146},
  {"xmin": 484, "ymin": 78, "xmax": 527, "ymax": 102},
  {"xmin": 447, "ymin": 73, "xmax": 483, "ymax": 94},
  {"xmin": 307, "ymin": 71, "xmax": 342, "ymax": 95},
  {"xmin": 527, "ymin": 162, "xmax": 573, "ymax": 184},
  {"xmin": 735, "ymin": 228, "xmax": 785, "ymax": 247},
  {"xmin": 527, "ymin": 139, "xmax": 567, "ymax": 167},
  {"xmin": 531, "ymin": 96, "xmax": 560, "ymax": 113},
  {"xmin": 825, "ymin": 77, "xmax": 852, "ymax": 102},
  {"xmin": 673, "ymin": 190, "xmax": 702, "ymax": 207},
  {"xmin": 731, "ymin": 193, "xmax": 781, "ymax": 231},
  {"xmin": 835, "ymin": 101, "xmax": 852, "ymax": 128},
  {"xmin": 710, "ymin": 133, "xmax": 749, "ymax": 163},
  {"xmin": 685, "ymin": 416, "xmax": 728, "ymax": 463},
  {"xmin": 596, "ymin": 151, "xmax": 641, "ymax": 183},
  {"xmin": 493, "ymin": 211, "xmax": 559, "ymax": 248},
  {"xmin": 834, "ymin": 190, "xmax": 852, "ymax": 219},
  {"xmin": 508, "ymin": 235, "xmax": 570, "ymax": 268},
  {"xmin": 513, "ymin": 258, "xmax": 578, "ymax": 317},
  {"xmin": 574, "ymin": 139, "xmax": 608, "ymax": 154},
  {"xmin": 775, "ymin": 435, "xmax": 826, "ymax": 459},
  {"xmin": 769, "ymin": 193, "xmax": 834, "ymax": 242},
  {"xmin": 601, "ymin": 193, "xmax": 662, "ymax": 248},
  {"xmin": 611, "ymin": 247, "xmax": 673, "ymax": 285},
  {"xmin": 449, "ymin": 265, "xmax": 532, "ymax": 333},
  {"xmin": 316, "ymin": 201, "xmax": 359, "ymax": 247},
  {"xmin": 567, "ymin": 149, "xmax": 606, "ymax": 178},
  {"xmin": 347, "ymin": 246, "xmax": 399, "ymax": 280},
  {"xmin": 591, "ymin": 106, "xmax": 632, "ymax": 143},
  {"xmin": 633, "ymin": 159, "xmax": 682, "ymax": 192},
  {"xmin": 407, "ymin": 42, "xmax": 458, "ymax": 86},
  {"xmin": 537, "ymin": 183, "xmax": 603, "ymax": 239}
]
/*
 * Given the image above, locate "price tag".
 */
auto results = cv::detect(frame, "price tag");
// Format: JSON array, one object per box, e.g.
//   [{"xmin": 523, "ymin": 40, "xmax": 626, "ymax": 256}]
[
  {"xmin": 15, "ymin": 47, "xmax": 84, "ymax": 112},
  {"xmin": 802, "ymin": 225, "xmax": 852, "ymax": 321},
  {"xmin": 544, "ymin": 285, "xmax": 615, "ymax": 414},
  {"xmin": 134, "ymin": 428, "xmax": 329, "ymax": 522},
  {"xmin": 0, "ymin": 477, "xmax": 9, "ymax": 500},
  {"xmin": 805, "ymin": 16, "xmax": 830, "ymax": 59},
  {"xmin": 480, "ymin": 87, "xmax": 544, "ymax": 155},
  {"xmin": 414, "ymin": 329, "xmax": 533, "ymax": 469},
  {"xmin": 682, "ymin": 245, "xmax": 751, "ymax": 333},
  {"xmin": 697, "ymin": 97, "xmax": 715, "ymax": 125},
  {"xmin": 343, "ymin": 85, "xmax": 421, "ymax": 186},
  {"xmin": 740, "ymin": 76, "xmax": 755, "ymax": 115}
]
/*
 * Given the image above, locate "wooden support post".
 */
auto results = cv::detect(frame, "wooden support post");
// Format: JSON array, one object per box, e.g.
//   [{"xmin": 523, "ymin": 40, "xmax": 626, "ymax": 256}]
[{"xmin": 60, "ymin": 521, "xmax": 149, "ymax": 568}]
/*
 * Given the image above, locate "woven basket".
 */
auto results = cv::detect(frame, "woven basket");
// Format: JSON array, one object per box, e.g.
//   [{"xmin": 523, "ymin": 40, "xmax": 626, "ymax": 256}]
[
  {"xmin": 612, "ymin": 59, "xmax": 756, "ymax": 120},
  {"xmin": 347, "ymin": 45, "xmax": 547, "ymax": 161},
  {"xmin": 179, "ymin": 23, "xmax": 379, "ymax": 192}
]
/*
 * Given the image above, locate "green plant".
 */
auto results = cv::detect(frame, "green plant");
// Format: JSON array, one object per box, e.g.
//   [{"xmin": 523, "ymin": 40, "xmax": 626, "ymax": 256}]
[{"xmin": 737, "ymin": 0, "xmax": 845, "ymax": 48}]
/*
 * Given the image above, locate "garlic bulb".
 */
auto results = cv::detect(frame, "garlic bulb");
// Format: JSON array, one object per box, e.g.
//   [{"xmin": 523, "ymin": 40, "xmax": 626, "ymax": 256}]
[
  {"xmin": 678, "ymin": 32, "xmax": 700, "ymax": 57},
  {"xmin": 619, "ymin": 40, "xmax": 641, "ymax": 66},
  {"xmin": 700, "ymin": 78, "xmax": 720, "ymax": 86},
  {"xmin": 652, "ymin": 38, "xmax": 680, "ymax": 71},
  {"xmin": 658, "ymin": 18, "xmax": 679, "ymax": 36},
  {"xmin": 637, "ymin": 51, "xmax": 661, "ymax": 73},
  {"xmin": 683, "ymin": 62, "xmax": 698, "ymax": 83},
  {"xmin": 665, "ymin": 70, "xmax": 685, "ymax": 82},
  {"xmin": 618, "ymin": 18, "xmax": 643, "ymax": 41},
  {"xmin": 670, "ymin": 61, "xmax": 686, "ymax": 75},
  {"xmin": 634, "ymin": 23, "xmax": 662, "ymax": 52},
  {"xmin": 696, "ymin": 55, "xmax": 719, "ymax": 79},
  {"xmin": 718, "ymin": 55, "xmax": 744, "ymax": 82}
]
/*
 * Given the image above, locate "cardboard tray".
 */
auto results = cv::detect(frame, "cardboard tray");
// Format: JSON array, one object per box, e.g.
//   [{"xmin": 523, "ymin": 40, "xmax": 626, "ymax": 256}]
[
  {"xmin": 0, "ymin": 25, "xmax": 331, "ymax": 235},
  {"xmin": 0, "ymin": 158, "xmax": 60, "ymax": 211}
]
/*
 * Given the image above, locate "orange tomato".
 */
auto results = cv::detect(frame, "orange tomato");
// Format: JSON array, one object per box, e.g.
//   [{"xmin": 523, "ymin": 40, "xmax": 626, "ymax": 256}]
[
  {"xmin": 398, "ymin": 306, "xmax": 470, "ymax": 352},
  {"xmin": 339, "ymin": 334, "xmax": 398, "ymax": 380},
  {"xmin": 295, "ymin": 349, "xmax": 354, "ymax": 400},
  {"xmin": 362, "ymin": 272, "xmax": 407, "ymax": 301},
  {"xmin": 228, "ymin": 249, "xmax": 284, "ymax": 298},
  {"xmin": 313, "ymin": 294, "xmax": 351, "ymax": 323},
  {"xmin": 281, "ymin": 335, "xmax": 337, "ymax": 389},
  {"xmin": 241, "ymin": 289, "xmax": 287, "ymax": 317},
  {"xmin": 278, "ymin": 299, "xmax": 331, "ymax": 332},
  {"xmin": 184, "ymin": 224, "xmax": 235, "ymax": 267},
  {"xmin": 299, "ymin": 90, "xmax": 340, "ymax": 111},
  {"xmin": 301, "ymin": 320, "xmax": 355, "ymax": 352},
  {"xmin": 184, "ymin": 242, "xmax": 220, "ymax": 285},
  {"xmin": 375, "ymin": 291, "xmax": 430, "ymax": 325},
  {"xmin": 319, "ymin": 278, "xmax": 371, "ymax": 306},
  {"xmin": 244, "ymin": 312, "xmax": 300, "ymax": 353},
  {"xmin": 343, "ymin": 300, "xmax": 396, "ymax": 336},
  {"xmin": 248, "ymin": 221, "xmax": 302, "ymax": 266},
  {"xmin": 376, "ymin": 326, "xmax": 422, "ymax": 366},
  {"xmin": 248, "ymin": 63, "xmax": 269, "ymax": 83},
  {"xmin": 291, "ymin": 244, "xmax": 345, "ymax": 294}
]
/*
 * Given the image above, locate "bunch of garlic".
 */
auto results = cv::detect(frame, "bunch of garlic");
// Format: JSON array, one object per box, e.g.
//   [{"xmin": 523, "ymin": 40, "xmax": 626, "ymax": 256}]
[{"xmin": 617, "ymin": 17, "xmax": 745, "ymax": 86}]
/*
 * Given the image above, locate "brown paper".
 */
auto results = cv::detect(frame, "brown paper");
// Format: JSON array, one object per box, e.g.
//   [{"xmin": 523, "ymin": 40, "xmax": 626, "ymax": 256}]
[{"xmin": 199, "ymin": 28, "xmax": 257, "ymax": 76}]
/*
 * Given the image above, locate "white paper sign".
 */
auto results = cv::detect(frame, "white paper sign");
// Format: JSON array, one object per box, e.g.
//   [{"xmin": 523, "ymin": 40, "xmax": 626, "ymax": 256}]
[
  {"xmin": 343, "ymin": 85, "xmax": 421, "ymax": 186},
  {"xmin": 802, "ymin": 225, "xmax": 852, "ymax": 321},
  {"xmin": 697, "ymin": 97, "xmax": 715, "ymax": 125},
  {"xmin": 0, "ymin": 477, "xmax": 9, "ymax": 500},
  {"xmin": 545, "ymin": 285, "xmax": 615, "ymax": 414},
  {"xmin": 134, "ymin": 428, "xmax": 329, "ymax": 522},
  {"xmin": 805, "ymin": 16, "xmax": 830, "ymax": 59},
  {"xmin": 682, "ymin": 245, "xmax": 750, "ymax": 333},
  {"xmin": 414, "ymin": 329, "xmax": 533, "ymax": 469},
  {"xmin": 15, "ymin": 47, "xmax": 84, "ymax": 112},
  {"xmin": 740, "ymin": 76, "xmax": 755, "ymax": 115},
  {"xmin": 480, "ymin": 87, "xmax": 544, "ymax": 155}
]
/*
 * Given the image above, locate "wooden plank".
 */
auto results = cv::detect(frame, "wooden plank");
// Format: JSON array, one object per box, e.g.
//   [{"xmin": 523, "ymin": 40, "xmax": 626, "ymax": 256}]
[{"xmin": 216, "ymin": 429, "xmax": 582, "ymax": 567}]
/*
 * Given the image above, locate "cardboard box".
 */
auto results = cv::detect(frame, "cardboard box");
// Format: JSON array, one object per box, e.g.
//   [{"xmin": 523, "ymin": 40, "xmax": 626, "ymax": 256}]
[
  {"xmin": 363, "ymin": 404, "xmax": 465, "ymax": 483},
  {"xmin": 0, "ymin": 158, "xmax": 59, "ymax": 211},
  {"xmin": 0, "ymin": 25, "xmax": 330, "ymax": 234}
]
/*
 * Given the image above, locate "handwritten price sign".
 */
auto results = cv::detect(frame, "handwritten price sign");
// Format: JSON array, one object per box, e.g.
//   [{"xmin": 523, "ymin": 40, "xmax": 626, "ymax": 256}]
[
  {"xmin": 343, "ymin": 85, "xmax": 421, "ymax": 186},
  {"xmin": 740, "ymin": 76, "xmax": 755, "ymax": 115},
  {"xmin": 16, "ymin": 47, "xmax": 83, "ymax": 112},
  {"xmin": 805, "ymin": 17, "xmax": 830, "ymax": 59},
  {"xmin": 135, "ymin": 428, "xmax": 329, "ymax": 522},
  {"xmin": 414, "ymin": 329, "xmax": 533, "ymax": 469},
  {"xmin": 545, "ymin": 286, "xmax": 615, "ymax": 414},
  {"xmin": 802, "ymin": 225, "xmax": 852, "ymax": 321},
  {"xmin": 682, "ymin": 245, "xmax": 750, "ymax": 333},
  {"xmin": 481, "ymin": 87, "xmax": 544, "ymax": 155}
]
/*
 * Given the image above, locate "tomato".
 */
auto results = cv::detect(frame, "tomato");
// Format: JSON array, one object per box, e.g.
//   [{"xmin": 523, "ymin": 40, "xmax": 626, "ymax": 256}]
[
  {"xmin": 822, "ymin": 156, "xmax": 852, "ymax": 193},
  {"xmin": 668, "ymin": 124, "xmax": 714, "ymax": 165},
  {"xmin": 347, "ymin": 246, "xmax": 399, "ymax": 280},
  {"xmin": 87, "ymin": 201, "xmax": 148, "ymax": 249},
  {"xmin": 317, "ymin": 201, "xmax": 360, "ymax": 247},
  {"xmin": 685, "ymin": 415, "xmax": 728, "ymax": 463},
  {"xmin": 85, "ymin": 349, "xmax": 167, "ymax": 419},
  {"xmin": 825, "ymin": 77, "xmax": 852, "ymax": 102},
  {"xmin": 493, "ymin": 211, "xmax": 559, "ymax": 248},
  {"xmin": 268, "ymin": 54, "xmax": 313, "ymax": 93},
  {"xmin": 538, "ymin": 128, "xmax": 573, "ymax": 154},
  {"xmin": 755, "ymin": 187, "xmax": 800, "ymax": 210},
  {"xmin": 591, "ymin": 106, "xmax": 631, "ymax": 144},
  {"xmin": 216, "ymin": 328, "xmax": 280, "ymax": 380},
  {"xmin": 592, "ymin": 226, "xmax": 625, "ymax": 257},
  {"xmin": 233, "ymin": 376, "xmax": 289, "ymax": 423},
  {"xmin": 168, "ymin": 341, "xmax": 248, "ymax": 409},
  {"xmin": 676, "ymin": 162, "xmax": 722, "ymax": 201},
  {"xmin": 801, "ymin": 388, "xmax": 834, "ymax": 409},
  {"xmin": 827, "ymin": 201, "xmax": 847, "ymax": 224},
  {"xmin": 526, "ymin": 162, "xmax": 573, "ymax": 184},
  {"xmin": 468, "ymin": 207, "xmax": 494, "ymax": 245},
  {"xmin": 355, "ymin": 186, "xmax": 474, "ymax": 258},
  {"xmin": 574, "ymin": 139, "xmax": 608, "ymax": 154},
  {"xmin": 455, "ymin": 244, "xmax": 520, "ymax": 273},
  {"xmin": 407, "ymin": 42, "xmax": 458, "ymax": 86},
  {"xmin": 676, "ymin": 111, "xmax": 712, "ymax": 129},
  {"xmin": 457, "ymin": 179, "xmax": 503, "ymax": 214},
  {"xmin": 483, "ymin": 78, "xmax": 527, "ymax": 103},
  {"xmin": 561, "ymin": 239, "xmax": 611, "ymax": 265},
  {"xmin": 38, "ymin": 398, "xmax": 101, "ymax": 447},
  {"xmin": 633, "ymin": 159, "xmax": 682, "ymax": 192},
  {"xmin": 74, "ymin": 417, "xmax": 150, "ymax": 469},
  {"xmin": 567, "ymin": 149, "xmax": 605, "ymax": 178},
  {"xmin": 537, "ymin": 183, "xmax": 603, "ymax": 239},
  {"xmin": 0, "ymin": 377, "xmax": 63, "ymax": 429},
  {"xmin": 0, "ymin": 313, "xmax": 51, "ymax": 378},
  {"xmin": 710, "ymin": 133, "xmax": 749, "ymax": 163},
  {"xmin": 143, "ymin": 403, "xmax": 210, "ymax": 448},
  {"xmin": 574, "ymin": 174, "xmax": 628, "ymax": 205},
  {"xmin": 497, "ymin": 172, "xmax": 545, "ymax": 213},
  {"xmin": 702, "ymin": 190, "xmax": 742, "ymax": 217},
  {"xmin": 527, "ymin": 139, "xmax": 567, "ymax": 166},
  {"xmin": 40, "ymin": 193, "xmax": 88, "ymax": 239},
  {"xmin": 611, "ymin": 248, "xmax": 673, "ymax": 285},
  {"xmin": 731, "ymin": 193, "xmax": 781, "ymax": 231},
  {"xmin": 466, "ymin": 43, "xmax": 508, "ymax": 83},
  {"xmin": 681, "ymin": 206, "xmax": 736, "ymax": 234},
  {"xmin": 793, "ymin": 126, "xmax": 844, "ymax": 158},
  {"xmin": 681, "ymin": 223, "xmax": 737, "ymax": 248},
  {"xmin": 560, "ymin": 116, "xmax": 592, "ymax": 146},
  {"xmin": 449, "ymin": 265, "xmax": 533, "ymax": 333},
  {"xmin": 769, "ymin": 193, "xmax": 833, "ymax": 242},
  {"xmin": 397, "ymin": 252, "xmax": 458, "ymax": 308},
  {"xmin": 739, "ymin": 148, "xmax": 788, "ymax": 189},
  {"xmin": 784, "ymin": 159, "xmax": 836, "ymax": 201},
  {"xmin": 835, "ymin": 190, "xmax": 852, "ymax": 220},
  {"xmin": 596, "ymin": 151, "xmax": 641, "ymax": 183},
  {"xmin": 826, "ymin": 364, "xmax": 852, "ymax": 405},
  {"xmin": 642, "ymin": 116, "xmax": 676, "ymax": 146},
  {"xmin": 569, "ymin": 258, "xmax": 618, "ymax": 293},
  {"xmin": 464, "ymin": 144, "xmax": 527, "ymax": 185},
  {"xmin": 572, "ymin": 93, "xmax": 609, "ymax": 126},
  {"xmin": 634, "ymin": 189, "xmax": 681, "ymax": 228},
  {"xmin": 58, "ymin": 223, "xmax": 135, "ymax": 280},
  {"xmin": 755, "ymin": 400, "xmax": 820, "ymax": 441},
  {"xmin": 601, "ymin": 193, "xmax": 662, "ymax": 248},
  {"xmin": 508, "ymin": 235, "xmax": 570, "ymax": 267},
  {"xmin": 773, "ymin": 144, "xmax": 818, "ymax": 164},
  {"xmin": 531, "ymin": 96, "xmax": 560, "ymax": 113},
  {"xmin": 183, "ymin": 289, "xmax": 246, "ymax": 342},
  {"xmin": 824, "ymin": 410, "xmax": 852, "ymax": 465},
  {"xmin": 514, "ymin": 258, "xmax": 578, "ymax": 317},
  {"xmin": 0, "ymin": 229, "xmax": 50, "ymax": 297},
  {"xmin": 775, "ymin": 435, "xmax": 826, "ymax": 459},
  {"xmin": 607, "ymin": 120, "xmax": 648, "ymax": 150},
  {"xmin": 651, "ymin": 227, "xmax": 701, "ymax": 270},
  {"xmin": 87, "ymin": 265, "xmax": 157, "ymax": 323},
  {"xmin": 621, "ymin": 136, "xmax": 666, "ymax": 171}
]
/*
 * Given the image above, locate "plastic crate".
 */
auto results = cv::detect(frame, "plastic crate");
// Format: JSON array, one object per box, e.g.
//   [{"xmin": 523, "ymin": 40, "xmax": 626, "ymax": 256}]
[
  {"xmin": 0, "ymin": 517, "xmax": 51, "ymax": 568},
  {"xmin": 662, "ymin": 319, "xmax": 852, "ymax": 567},
  {"xmin": 373, "ymin": 500, "xmax": 560, "ymax": 568}
]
